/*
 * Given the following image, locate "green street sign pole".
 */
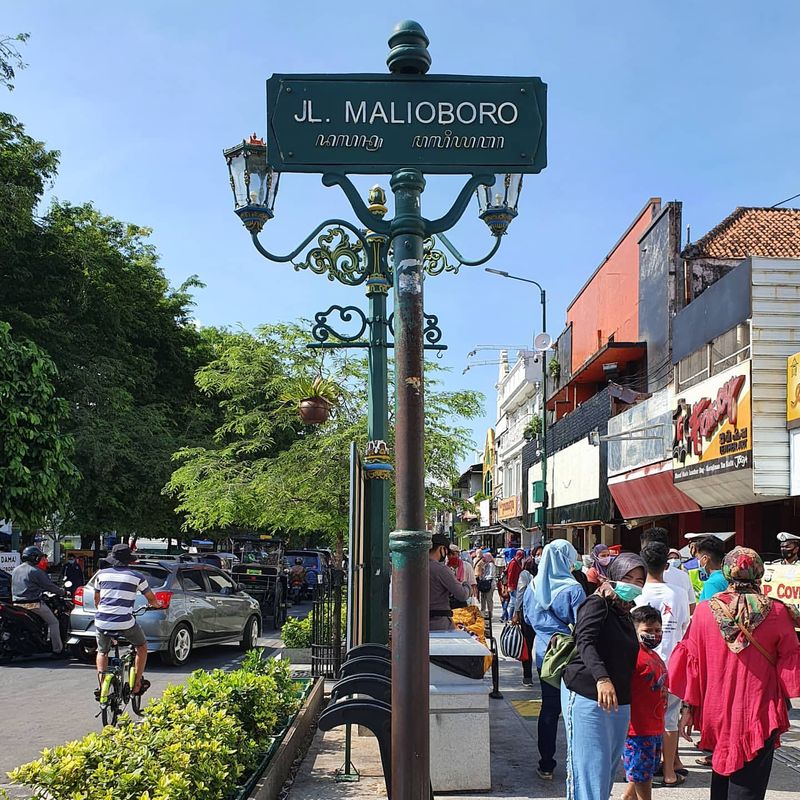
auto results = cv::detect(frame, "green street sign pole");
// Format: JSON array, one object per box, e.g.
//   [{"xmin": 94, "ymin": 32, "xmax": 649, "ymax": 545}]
[{"xmin": 224, "ymin": 19, "xmax": 547, "ymax": 800}]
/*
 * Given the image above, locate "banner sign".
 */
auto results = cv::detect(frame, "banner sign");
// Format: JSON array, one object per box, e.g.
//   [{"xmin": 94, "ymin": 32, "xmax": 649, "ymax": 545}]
[
  {"xmin": 497, "ymin": 496, "xmax": 519, "ymax": 520},
  {"xmin": 0, "ymin": 552, "xmax": 20, "ymax": 573},
  {"xmin": 788, "ymin": 352, "xmax": 800, "ymax": 429},
  {"xmin": 672, "ymin": 362, "xmax": 752, "ymax": 483},
  {"xmin": 267, "ymin": 74, "xmax": 547, "ymax": 174},
  {"xmin": 762, "ymin": 563, "xmax": 800, "ymax": 612}
]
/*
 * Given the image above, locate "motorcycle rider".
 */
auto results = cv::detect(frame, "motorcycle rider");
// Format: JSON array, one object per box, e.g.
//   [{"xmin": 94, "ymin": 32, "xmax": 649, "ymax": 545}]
[
  {"xmin": 289, "ymin": 558, "xmax": 307, "ymax": 584},
  {"xmin": 11, "ymin": 546, "xmax": 67, "ymax": 656}
]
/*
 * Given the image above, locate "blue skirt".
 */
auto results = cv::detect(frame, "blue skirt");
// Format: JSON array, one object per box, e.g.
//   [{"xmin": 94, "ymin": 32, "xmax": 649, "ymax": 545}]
[{"xmin": 561, "ymin": 682, "xmax": 630, "ymax": 800}]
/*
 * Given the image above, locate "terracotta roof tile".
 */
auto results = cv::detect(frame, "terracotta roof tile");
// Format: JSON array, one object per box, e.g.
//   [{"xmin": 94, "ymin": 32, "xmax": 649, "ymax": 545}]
[{"xmin": 682, "ymin": 206, "xmax": 800, "ymax": 260}]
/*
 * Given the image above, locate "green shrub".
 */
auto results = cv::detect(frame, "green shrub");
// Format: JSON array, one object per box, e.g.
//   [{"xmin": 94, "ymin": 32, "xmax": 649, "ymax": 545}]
[
  {"xmin": 8, "ymin": 653, "xmax": 304, "ymax": 800},
  {"xmin": 281, "ymin": 613, "xmax": 312, "ymax": 648}
]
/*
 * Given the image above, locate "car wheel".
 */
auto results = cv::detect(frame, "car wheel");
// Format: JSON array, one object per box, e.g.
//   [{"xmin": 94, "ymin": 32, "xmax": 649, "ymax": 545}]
[
  {"xmin": 161, "ymin": 623, "xmax": 193, "ymax": 666},
  {"xmin": 69, "ymin": 641, "xmax": 96, "ymax": 663},
  {"xmin": 239, "ymin": 615, "xmax": 260, "ymax": 650}
]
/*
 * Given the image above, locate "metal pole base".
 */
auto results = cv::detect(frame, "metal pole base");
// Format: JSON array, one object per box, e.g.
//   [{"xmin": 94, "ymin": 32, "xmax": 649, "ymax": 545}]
[{"xmin": 335, "ymin": 724, "xmax": 361, "ymax": 782}]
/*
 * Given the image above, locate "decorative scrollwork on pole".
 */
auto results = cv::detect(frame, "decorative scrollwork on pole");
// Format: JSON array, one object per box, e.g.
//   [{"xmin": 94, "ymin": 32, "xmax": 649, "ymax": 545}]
[
  {"xmin": 293, "ymin": 226, "xmax": 368, "ymax": 286},
  {"xmin": 422, "ymin": 313, "xmax": 444, "ymax": 346},
  {"xmin": 311, "ymin": 305, "xmax": 369, "ymax": 343},
  {"xmin": 422, "ymin": 236, "xmax": 460, "ymax": 276}
]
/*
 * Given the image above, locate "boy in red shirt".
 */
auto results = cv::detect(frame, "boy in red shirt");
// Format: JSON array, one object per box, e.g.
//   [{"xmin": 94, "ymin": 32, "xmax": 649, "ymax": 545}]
[{"xmin": 622, "ymin": 605, "xmax": 668, "ymax": 800}]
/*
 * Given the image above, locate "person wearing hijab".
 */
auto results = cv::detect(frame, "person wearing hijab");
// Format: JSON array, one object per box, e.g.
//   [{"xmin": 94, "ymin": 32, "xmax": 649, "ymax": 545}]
[
  {"xmin": 561, "ymin": 551, "xmax": 647, "ymax": 800},
  {"xmin": 669, "ymin": 547, "xmax": 800, "ymax": 800},
  {"xmin": 585, "ymin": 543, "xmax": 612, "ymax": 590},
  {"xmin": 512, "ymin": 556, "xmax": 538, "ymax": 686},
  {"xmin": 523, "ymin": 539, "xmax": 586, "ymax": 780}
]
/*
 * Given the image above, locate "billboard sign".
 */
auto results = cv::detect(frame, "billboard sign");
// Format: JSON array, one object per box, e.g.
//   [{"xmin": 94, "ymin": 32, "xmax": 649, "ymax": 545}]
[
  {"xmin": 788, "ymin": 352, "xmax": 800, "ymax": 429},
  {"xmin": 267, "ymin": 74, "xmax": 547, "ymax": 174},
  {"xmin": 673, "ymin": 362, "xmax": 752, "ymax": 483}
]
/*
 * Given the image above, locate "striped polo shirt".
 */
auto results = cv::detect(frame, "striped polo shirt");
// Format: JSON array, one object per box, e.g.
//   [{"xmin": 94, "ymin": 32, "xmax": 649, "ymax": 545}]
[{"xmin": 94, "ymin": 566, "xmax": 148, "ymax": 632}]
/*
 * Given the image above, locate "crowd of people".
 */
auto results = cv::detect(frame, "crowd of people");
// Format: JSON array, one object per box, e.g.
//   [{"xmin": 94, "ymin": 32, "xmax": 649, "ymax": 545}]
[{"xmin": 430, "ymin": 529, "xmax": 800, "ymax": 800}]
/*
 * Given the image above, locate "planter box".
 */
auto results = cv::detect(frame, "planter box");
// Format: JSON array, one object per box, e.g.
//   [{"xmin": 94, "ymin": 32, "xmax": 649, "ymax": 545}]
[
  {"xmin": 281, "ymin": 647, "xmax": 312, "ymax": 664},
  {"xmin": 246, "ymin": 676, "xmax": 325, "ymax": 800}
]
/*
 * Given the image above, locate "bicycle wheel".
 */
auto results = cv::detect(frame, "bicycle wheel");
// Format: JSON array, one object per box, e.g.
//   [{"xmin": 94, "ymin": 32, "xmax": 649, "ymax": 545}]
[{"xmin": 101, "ymin": 676, "xmax": 121, "ymax": 727}]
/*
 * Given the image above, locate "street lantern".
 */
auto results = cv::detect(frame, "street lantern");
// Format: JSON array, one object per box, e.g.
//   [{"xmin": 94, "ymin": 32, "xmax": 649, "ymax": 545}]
[
  {"xmin": 223, "ymin": 134, "xmax": 280, "ymax": 233},
  {"xmin": 477, "ymin": 173, "xmax": 524, "ymax": 236}
]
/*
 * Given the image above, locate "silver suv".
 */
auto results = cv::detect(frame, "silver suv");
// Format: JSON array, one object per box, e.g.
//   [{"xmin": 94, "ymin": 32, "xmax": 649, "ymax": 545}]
[{"xmin": 67, "ymin": 560, "xmax": 262, "ymax": 665}]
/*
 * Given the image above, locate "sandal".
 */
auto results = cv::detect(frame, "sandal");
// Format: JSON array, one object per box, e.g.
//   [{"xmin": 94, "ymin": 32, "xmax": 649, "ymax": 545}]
[
  {"xmin": 656, "ymin": 774, "xmax": 686, "ymax": 788},
  {"xmin": 133, "ymin": 678, "xmax": 151, "ymax": 696},
  {"xmin": 695, "ymin": 756, "xmax": 712, "ymax": 767}
]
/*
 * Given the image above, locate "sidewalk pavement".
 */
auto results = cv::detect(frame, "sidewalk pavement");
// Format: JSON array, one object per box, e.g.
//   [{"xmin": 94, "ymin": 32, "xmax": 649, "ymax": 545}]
[{"xmin": 288, "ymin": 610, "xmax": 800, "ymax": 800}]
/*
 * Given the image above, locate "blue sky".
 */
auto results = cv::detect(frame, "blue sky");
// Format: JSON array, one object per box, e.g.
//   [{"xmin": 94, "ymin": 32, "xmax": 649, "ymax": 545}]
[{"xmin": 5, "ymin": 1, "xmax": 800, "ymax": 467}]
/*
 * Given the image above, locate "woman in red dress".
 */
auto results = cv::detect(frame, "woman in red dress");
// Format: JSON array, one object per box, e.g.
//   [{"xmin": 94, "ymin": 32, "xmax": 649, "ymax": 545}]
[{"xmin": 668, "ymin": 547, "xmax": 800, "ymax": 800}]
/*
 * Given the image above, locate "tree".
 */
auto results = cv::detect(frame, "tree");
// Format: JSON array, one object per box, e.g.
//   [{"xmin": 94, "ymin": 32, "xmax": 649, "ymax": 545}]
[
  {"xmin": 0, "ymin": 33, "xmax": 29, "ymax": 92},
  {"xmin": 0, "ymin": 322, "xmax": 78, "ymax": 529},
  {"xmin": 0, "ymin": 110, "xmax": 219, "ymax": 542},
  {"xmin": 167, "ymin": 322, "xmax": 483, "ymax": 554}
]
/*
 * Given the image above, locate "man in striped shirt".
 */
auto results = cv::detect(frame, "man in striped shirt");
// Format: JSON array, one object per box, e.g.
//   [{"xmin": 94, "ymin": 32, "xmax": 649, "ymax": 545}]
[{"xmin": 94, "ymin": 544, "xmax": 162, "ymax": 695}]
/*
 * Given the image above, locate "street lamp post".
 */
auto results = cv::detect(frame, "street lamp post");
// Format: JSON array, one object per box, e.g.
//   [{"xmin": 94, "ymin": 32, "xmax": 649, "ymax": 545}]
[
  {"xmin": 224, "ymin": 21, "xmax": 545, "ymax": 798},
  {"xmin": 485, "ymin": 269, "xmax": 549, "ymax": 544}
]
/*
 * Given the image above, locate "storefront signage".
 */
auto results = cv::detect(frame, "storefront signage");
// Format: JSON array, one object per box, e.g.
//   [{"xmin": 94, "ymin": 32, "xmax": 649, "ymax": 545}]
[
  {"xmin": 672, "ymin": 362, "xmax": 752, "ymax": 483},
  {"xmin": 762, "ymin": 563, "xmax": 800, "ymax": 612},
  {"xmin": 497, "ymin": 496, "xmax": 519, "ymax": 520},
  {"xmin": 0, "ymin": 552, "xmax": 20, "ymax": 573},
  {"xmin": 788, "ymin": 352, "xmax": 800, "ymax": 430},
  {"xmin": 267, "ymin": 74, "xmax": 547, "ymax": 174}
]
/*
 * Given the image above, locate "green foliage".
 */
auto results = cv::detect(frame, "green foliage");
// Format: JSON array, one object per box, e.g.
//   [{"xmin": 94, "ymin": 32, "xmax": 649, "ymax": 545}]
[
  {"xmin": 0, "ymin": 322, "xmax": 78, "ymax": 528},
  {"xmin": 0, "ymin": 33, "xmax": 29, "ymax": 91},
  {"xmin": 523, "ymin": 416, "xmax": 543, "ymax": 440},
  {"xmin": 281, "ymin": 614, "xmax": 313, "ymax": 648},
  {"xmin": 0, "ymin": 107, "xmax": 220, "ymax": 540},
  {"xmin": 281, "ymin": 375, "xmax": 342, "ymax": 406},
  {"xmin": 548, "ymin": 356, "xmax": 561, "ymax": 381},
  {"xmin": 167, "ymin": 322, "xmax": 483, "ymax": 550},
  {"xmin": 8, "ymin": 655, "xmax": 304, "ymax": 800}
]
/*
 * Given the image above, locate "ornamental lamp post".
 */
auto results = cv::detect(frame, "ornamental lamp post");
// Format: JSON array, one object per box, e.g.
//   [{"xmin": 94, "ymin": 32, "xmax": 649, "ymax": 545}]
[{"xmin": 223, "ymin": 21, "xmax": 546, "ymax": 799}]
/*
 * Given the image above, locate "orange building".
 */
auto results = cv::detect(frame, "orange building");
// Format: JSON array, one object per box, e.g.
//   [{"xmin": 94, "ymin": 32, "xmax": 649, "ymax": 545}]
[{"xmin": 566, "ymin": 198, "xmax": 660, "ymax": 372}]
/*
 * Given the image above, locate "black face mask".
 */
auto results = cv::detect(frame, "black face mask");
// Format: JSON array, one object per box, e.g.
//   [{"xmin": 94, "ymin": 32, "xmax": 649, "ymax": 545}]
[
  {"xmin": 438, "ymin": 548, "xmax": 447, "ymax": 563},
  {"xmin": 781, "ymin": 547, "xmax": 797, "ymax": 560}
]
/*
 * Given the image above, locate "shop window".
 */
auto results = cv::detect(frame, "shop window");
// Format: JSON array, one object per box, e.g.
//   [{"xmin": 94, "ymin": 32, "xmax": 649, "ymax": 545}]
[
  {"xmin": 677, "ymin": 347, "xmax": 709, "ymax": 392},
  {"xmin": 710, "ymin": 322, "xmax": 750, "ymax": 375}
]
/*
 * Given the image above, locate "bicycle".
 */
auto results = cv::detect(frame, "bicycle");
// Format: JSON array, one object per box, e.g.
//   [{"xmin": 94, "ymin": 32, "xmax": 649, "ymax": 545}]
[{"xmin": 95, "ymin": 607, "xmax": 154, "ymax": 727}]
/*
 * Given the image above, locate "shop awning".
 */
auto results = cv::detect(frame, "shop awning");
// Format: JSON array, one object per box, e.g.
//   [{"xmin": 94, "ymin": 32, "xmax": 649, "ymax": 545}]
[{"xmin": 609, "ymin": 462, "xmax": 700, "ymax": 519}]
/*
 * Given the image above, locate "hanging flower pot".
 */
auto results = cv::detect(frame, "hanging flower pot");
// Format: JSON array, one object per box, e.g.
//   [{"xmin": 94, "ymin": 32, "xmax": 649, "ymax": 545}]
[
  {"xmin": 283, "ymin": 376, "xmax": 341, "ymax": 425},
  {"xmin": 298, "ymin": 397, "xmax": 331, "ymax": 425}
]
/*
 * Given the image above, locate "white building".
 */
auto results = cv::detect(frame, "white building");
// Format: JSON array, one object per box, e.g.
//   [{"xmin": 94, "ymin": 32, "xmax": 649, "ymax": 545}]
[{"xmin": 494, "ymin": 349, "xmax": 544, "ymax": 548}]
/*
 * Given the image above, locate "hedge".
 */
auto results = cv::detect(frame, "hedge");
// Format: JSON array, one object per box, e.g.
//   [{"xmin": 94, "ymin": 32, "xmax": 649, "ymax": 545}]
[{"xmin": 8, "ymin": 651, "xmax": 303, "ymax": 800}]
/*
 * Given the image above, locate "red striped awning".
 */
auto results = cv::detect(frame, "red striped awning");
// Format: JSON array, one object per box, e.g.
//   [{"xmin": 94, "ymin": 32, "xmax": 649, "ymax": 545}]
[{"xmin": 609, "ymin": 462, "xmax": 700, "ymax": 519}]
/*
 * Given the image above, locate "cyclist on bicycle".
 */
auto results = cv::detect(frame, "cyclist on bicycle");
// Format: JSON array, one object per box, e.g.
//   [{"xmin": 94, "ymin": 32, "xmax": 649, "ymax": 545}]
[{"xmin": 94, "ymin": 544, "xmax": 163, "ymax": 696}]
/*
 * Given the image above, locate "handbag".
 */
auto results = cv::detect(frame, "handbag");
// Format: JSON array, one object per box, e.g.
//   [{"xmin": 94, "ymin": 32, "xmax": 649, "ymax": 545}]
[
  {"xmin": 540, "ymin": 631, "xmax": 575, "ymax": 688},
  {"xmin": 477, "ymin": 577, "xmax": 493, "ymax": 593},
  {"xmin": 499, "ymin": 622, "xmax": 524, "ymax": 660}
]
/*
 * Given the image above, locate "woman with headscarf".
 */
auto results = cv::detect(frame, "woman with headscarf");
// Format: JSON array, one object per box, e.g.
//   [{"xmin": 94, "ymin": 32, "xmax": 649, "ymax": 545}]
[
  {"xmin": 669, "ymin": 547, "xmax": 800, "ymax": 800},
  {"xmin": 512, "ymin": 555, "xmax": 538, "ymax": 686},
  {"xmin": 523, "ymin": 539, "xmax": 586, "ymax": 780},
  {"xmin": 561, "ymin": 551, "xmax": 647, "ymax": 800},
  {"xmin": 585, "ymin": 543, "xmax": 613, "ymax": 590}
]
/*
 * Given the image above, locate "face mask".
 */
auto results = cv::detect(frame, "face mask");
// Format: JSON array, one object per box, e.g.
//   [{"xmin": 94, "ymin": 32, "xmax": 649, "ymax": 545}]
[
  {"xmin": 573, "ymin": 560, "xmax": 583, "ymax": 571},
  {"xmin": 597, "ymin": 555, "xmax": 612, "ymax": 566},
  {"xmin": 534, "ymin": 556, "xmax": 542, "ymax": 565},
  {"xmin": 668, "ymin": 558, "xmax": 681, "ymax": 570},
  {"xmin": 612, "ymin": 581, "xmax": 643, "ymax": 602},
  {"xmin": 447, "ymin": 556, "xmax": 460, "ymax": 568},
  {"xmin": 640, "ymin": 632, "xmax": 662, "ymax": 650},
  {"xmin": 781, "ymin": 548, "xmax": 796, "ymax": 560},
  {"xmin": 439, "ymin": 549, "xmax": 447, "ymax": 563}
]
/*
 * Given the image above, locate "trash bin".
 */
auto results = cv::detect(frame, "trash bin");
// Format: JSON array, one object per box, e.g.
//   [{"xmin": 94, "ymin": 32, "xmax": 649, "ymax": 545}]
[{"xmin": 429, "ymin": 630, "xmax": 492, "ymax": 792}]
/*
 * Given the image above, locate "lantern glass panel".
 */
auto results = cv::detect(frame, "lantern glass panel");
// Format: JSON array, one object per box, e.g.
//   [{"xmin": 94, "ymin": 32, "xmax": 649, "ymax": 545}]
[
  {"xmin": 505, "ymin": 174, "xmax": 523, "ymax": 211},
  {"xmin": 245, "ymin": 146, "xmax": 269, "ymax": 206},
  {"xmin": 227, "ymin": 150, "xmax": 248, "ymax": 208}
]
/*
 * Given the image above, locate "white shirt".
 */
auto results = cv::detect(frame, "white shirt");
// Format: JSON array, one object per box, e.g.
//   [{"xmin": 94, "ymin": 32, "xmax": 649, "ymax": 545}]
[
  {"xmin": 664, "ymin": 563, "xmax": 696, "ymax": 610},
  {"xmin": 635, "ymin": 580, "xmax": 690, "ymax": 665}
]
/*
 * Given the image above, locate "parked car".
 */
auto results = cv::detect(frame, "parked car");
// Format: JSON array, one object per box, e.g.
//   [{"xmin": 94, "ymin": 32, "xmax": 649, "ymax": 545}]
[{"xmin": 67, "ymin": 559, "xmax": 261, "ymax": 665}]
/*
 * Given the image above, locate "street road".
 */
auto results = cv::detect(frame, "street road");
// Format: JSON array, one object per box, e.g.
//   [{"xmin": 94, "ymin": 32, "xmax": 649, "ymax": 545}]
[{"xmin": 0, "ymin": 600, "xmax": 310, "ymax": 797}]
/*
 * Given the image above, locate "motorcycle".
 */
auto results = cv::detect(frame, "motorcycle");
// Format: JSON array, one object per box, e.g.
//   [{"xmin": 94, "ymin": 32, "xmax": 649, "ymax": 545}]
[
  {"xmin": 0, "ymin": 589, "xmax": 73, "ymax": 661},
  {"xmin": 288, "ymin": 574, "xmax": 306, "ymax": 605}
]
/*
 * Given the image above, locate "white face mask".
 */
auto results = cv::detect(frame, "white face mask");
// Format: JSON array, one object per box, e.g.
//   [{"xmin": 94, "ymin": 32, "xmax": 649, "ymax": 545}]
[
  {"xmin": 597, "ymin": 555, "xmax": 612, "ymax": 566},
  {"xmin": 668, "ymin": 558, "xmax": 682, "ymax": 570},
  {"xmin": 534, "ymin": 556, "xmax": 542, "ymax": 565}
]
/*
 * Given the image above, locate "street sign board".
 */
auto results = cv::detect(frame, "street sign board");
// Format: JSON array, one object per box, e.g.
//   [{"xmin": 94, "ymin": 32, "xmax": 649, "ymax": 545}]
[
  {"xmin": 0, "ymin": 552, "xmax": 20, "ymax": 573},
  {"xmin": 266, "ymin": 73, "xmax": 546, "ymax": 175}
]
